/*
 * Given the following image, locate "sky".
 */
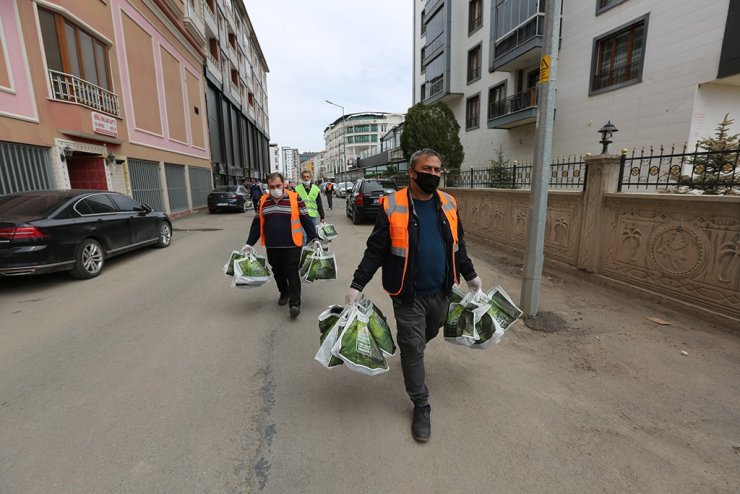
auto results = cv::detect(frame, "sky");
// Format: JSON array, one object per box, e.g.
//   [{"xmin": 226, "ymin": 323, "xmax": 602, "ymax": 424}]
[{"xmin": 244, "ymin": 0, "xmax": 413, "ymax": 152}]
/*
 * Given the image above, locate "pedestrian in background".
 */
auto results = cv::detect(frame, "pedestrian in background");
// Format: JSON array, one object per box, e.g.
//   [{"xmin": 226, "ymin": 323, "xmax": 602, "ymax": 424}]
[
  {"xmin": 325, "ymin": 181, "xmax": 334, "ymax": 210},
  {"xmin": 345, "ymin": 148, "xmax": 483, "ymax": 443},
  {"xmin": 249, "ymin": 178, "xmax": 263, "ymax": 212},
  {"xmin": 242, "ymin": 172, "xmax": 321, "ymax": 319},
  {"xmin": 295, "ymin": 170, "xmax": 325, "ymax": 241}
]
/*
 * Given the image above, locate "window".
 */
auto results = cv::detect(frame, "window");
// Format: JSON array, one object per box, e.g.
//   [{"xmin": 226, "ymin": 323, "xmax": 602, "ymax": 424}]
[
  {"xmin": 109, "ymin": 194, "xmax": 144, "ymax": 211},
  {"xmin": 38, "ymin": 8, "xmax": 111, "ymax": 89},
  {"xmin": 231, "ymin": 68, "xmax": 239, "ymax": 86},
  {"xmin": 469, "ymin": 0, "xmax": 483, "ymax": 34},
  {"xmin": 228, "ymin": 32, "xmax": 237, "ymax": 50},
  {"xmin": 591, "ymin": 15, "xmax": 648, "ymax": 94},
  {"xmin": 466, "ymin": 94, "xmax": 480, "ymax": 130},
  {"xmin": 467, "ymin": 45, "xmax": 482, "ymax": 83},
  {"xmin": 495, "ymin": 0, "xmax": 542, "ymax": 42},
  {"xmin": 420, "ymin": 9, "xmax": 426, "ymax": 35},
  {"xmin": 488, "ymin": 83, "xmax": 506, "ymax": 119},
  {"xmin": 596, "ymin": 0, "xmax": 628, "ymax": 15},
  {"xmin": 208, "ymin": 39, "xmax": 219, "ymax": 61},
  {"xmin": 76, "ymin": 195, "xmax": 117, "ymax": 215}
]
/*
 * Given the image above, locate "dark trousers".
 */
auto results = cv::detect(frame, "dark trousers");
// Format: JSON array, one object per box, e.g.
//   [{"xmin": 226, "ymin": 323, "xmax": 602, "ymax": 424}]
[
  {"xmin": 392, "ymin": 292, "xmax": 448, "ymax": 407},
  {"xmin": 252, "ymin": 197, "xmax": 261, "ymax": 212},
  {"xmin": 266, "ymin": 247, "xmax": 301, "ymax": 307},
  {"xmin": 326, "ymin": 194, "xmax": 333, "ymax": 210}
]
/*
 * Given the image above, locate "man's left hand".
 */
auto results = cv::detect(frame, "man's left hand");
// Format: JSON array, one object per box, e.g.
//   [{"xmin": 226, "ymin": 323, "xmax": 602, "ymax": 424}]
[
  {"xmin": 312, "ymin": 240, "xmax": 323, "ymax": 251},
  {"xmin": 466, "ymin": 276, "xmax": 483, "ymax": 292}
]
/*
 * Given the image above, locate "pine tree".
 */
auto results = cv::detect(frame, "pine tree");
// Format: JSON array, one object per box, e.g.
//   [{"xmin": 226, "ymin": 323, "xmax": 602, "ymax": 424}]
[
  {"xmin": 488, "ymin": 145, "xmax": 515, "ymax": 188},
  {"xmin": 678, "ymin": 114, "xmax": 739, "ymax": 194}
]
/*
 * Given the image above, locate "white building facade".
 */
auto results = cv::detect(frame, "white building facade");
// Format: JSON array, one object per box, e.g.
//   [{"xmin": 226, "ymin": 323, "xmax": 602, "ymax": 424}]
[
  {"xmin": 323, "ymin": 112, "xmax": 405, "ymax": 175},
  {"xmin": 413, "ymin": 0, "xmax": 740, "ymax": 167},
  {"xmin": 269, "ymin": 143, "xmax": 280, "ymax": 173},
  {"xmin": 281, "ymin": 147, "xmax": 300, "ymax": 181}
]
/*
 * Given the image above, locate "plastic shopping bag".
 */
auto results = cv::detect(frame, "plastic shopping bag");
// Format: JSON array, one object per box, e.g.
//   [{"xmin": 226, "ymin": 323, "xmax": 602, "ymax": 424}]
[
  {"xmin": 315, "ymin": 305, "xmax": 346, "ymax": 368},
  {"xmin": 300, "ymin": 249, "xmax": 338, "ymax": 284},
  {"xmin": 357, "ymin": 297, "xmax": 396, "ymax": 356},
  {"xmin": 224, "ymin": 250, "xmax": 243, "ymax": 276},
  {"xmin": 318, "ymin": 223, "xmax": 339, "ymax": 241},
  {"xmin": 444, "ymin": 286, "xmax": 522, "ymax": 348},
  {"xmin": 330, "ymin": 307, "xmax": 389, "ymax": 376},
  {"xmin": 231, "ymin": 252, "xmax": 271, "ymax": 288}
]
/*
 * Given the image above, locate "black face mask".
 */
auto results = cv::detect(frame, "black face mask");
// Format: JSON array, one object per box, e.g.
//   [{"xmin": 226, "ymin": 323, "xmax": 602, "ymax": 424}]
[{"xmin": 413, "ymin": 171, "xmax": 440, "ymax": 194}]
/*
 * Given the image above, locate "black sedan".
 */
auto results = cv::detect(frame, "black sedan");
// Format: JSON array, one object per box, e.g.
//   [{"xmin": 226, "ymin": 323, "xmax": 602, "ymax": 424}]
[
  {"xmin": 0, "ymin": 190, "xmax": 171, "ymax": 279},
  {"xmin": 207, "ymin": 185, "xmax": 250, "ymax": 213}
]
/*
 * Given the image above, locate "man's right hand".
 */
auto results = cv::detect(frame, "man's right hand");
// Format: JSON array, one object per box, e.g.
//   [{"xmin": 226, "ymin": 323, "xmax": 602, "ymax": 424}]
[
  {"xmin": 241, "ymin": 244, "xmax": 254, "ymax": 256},
  {"xmin": 345, "ymin": 287, "xmax": 361, "ymax": 306}
]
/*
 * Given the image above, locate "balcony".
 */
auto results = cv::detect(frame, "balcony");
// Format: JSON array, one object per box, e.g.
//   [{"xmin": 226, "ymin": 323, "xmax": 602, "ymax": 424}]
[
  {"xmin": 487, "ymin": 87, "xmax": 537, "ymax": 129},
  {"xmin": 183, "ymin": 0, "xmax": 207, "ymax": 47},
  {"xmin": 48, "ymin": 70, "xmax": 120, "ymax": 117},
  {"xmin": 491, "ymin": 13, "xmax": 544, "ymax": 72},
  {"xmin": 203, "ymin": 0, "xmax": 218, "ymax": 36}
]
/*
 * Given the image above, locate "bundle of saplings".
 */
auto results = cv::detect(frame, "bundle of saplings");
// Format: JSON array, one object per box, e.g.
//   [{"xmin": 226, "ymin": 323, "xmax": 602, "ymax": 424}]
[
  {"xmin": 444, "ymin": 285, "xmax": 522, "ymax": 348},
  {"xmin": 314, "ymin": 296, "xmax": 396, "ymax": 375}
]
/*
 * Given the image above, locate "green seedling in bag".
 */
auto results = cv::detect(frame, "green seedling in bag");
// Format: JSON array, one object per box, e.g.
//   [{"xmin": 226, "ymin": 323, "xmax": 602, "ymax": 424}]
[
  {"xmin": 225, "ymin": 250, "xmax": 243, "ymax": 276},
  {"xmin": 444, "ymin": 303, "xmax": 465, "ymax": 338}
]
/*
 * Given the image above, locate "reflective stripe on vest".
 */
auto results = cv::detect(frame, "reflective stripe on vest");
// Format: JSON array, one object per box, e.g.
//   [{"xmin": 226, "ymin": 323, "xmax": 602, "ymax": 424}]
[
  {"xmin": 296, "ymin": 184, "xmax": 320, "ymax": 217},
  {"xmin": 259, "ymin": 191, "xmax": 303, "ymax": 247},
  {"xmin": 382, "ymin": 188, "xmax": 460, "ymax": 296}
]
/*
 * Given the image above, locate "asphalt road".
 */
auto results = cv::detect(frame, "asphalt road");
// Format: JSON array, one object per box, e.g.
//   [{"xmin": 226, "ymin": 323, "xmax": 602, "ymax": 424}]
[{"xmin": 1, "ymin": 197, "xmax": 739, "ymax": 493}]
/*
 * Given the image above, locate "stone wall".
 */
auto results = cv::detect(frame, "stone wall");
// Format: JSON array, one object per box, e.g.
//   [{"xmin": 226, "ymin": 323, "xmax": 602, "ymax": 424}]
[{"xmin": 446, "ymin": 155, "xmax": 740, "ymax": 325}]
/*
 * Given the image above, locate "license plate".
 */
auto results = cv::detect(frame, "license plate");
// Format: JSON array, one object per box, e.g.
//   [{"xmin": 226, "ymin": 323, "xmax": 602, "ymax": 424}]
[{"xmin": 217, "ymin": 203, "xmax": 229, "ymax": 206}]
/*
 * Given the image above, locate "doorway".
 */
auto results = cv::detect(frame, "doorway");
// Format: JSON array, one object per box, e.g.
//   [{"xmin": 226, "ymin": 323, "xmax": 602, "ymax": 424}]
[{"xmin": 66, "ymin": 155, "xmax": 108, "ymax": 190}]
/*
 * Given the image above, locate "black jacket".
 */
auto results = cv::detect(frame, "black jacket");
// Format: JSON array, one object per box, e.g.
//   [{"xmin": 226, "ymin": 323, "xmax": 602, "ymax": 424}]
[{"xmin": 350, "ymin": 188, "xmax": 477, "ymax": 303}]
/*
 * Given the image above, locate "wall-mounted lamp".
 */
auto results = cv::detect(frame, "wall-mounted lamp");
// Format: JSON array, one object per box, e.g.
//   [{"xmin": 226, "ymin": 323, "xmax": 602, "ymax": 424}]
[
  {"xmin": 598, "ymin": 121, "xmax": 618, "ymax": 154},
  {"xmin": 106, "ymin": 153, "xmax": 116, "ymax": 165},
  {"xmin": 60, "ymin": 146, "xmax": 73, "ymax": 162}
]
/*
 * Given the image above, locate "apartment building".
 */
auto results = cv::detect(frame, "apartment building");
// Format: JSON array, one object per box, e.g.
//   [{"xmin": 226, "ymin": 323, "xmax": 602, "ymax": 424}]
[
  {"xmin": 0, "ymin": 0, "xmax": 212, "ymax": 214},
  {"xmin": 323, "ymin": 112, "xmax": 404, "ymax": 175},
  {"xmin": 201, "ymin": 0, "xmax": 271, "ymax": 185},
  {"xmin": 269, "ymin": 143, "xmax": 280, "ymax": 172},
  {"xmin": 281, "ymin": 146, "xmax": 299, "ymax": 182},
  {"xmin": 413, "ymin": 0, "xmax": 740, "ymax": 166}
]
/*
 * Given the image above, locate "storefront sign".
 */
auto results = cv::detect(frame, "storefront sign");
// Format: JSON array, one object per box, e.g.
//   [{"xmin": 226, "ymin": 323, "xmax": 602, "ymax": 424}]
[{"xmin": 92, "ymin": 112, "xmax": 118, "ymax": 137}]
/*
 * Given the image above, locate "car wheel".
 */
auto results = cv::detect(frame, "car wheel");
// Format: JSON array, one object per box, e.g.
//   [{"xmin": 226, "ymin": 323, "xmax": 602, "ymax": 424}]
[
  {"xmin": 69, "ymin": 238, "xmax": 105, "ymax": 279},
  {"xmin": 352, "ymin": 207, "xmax": 361, "ymax": 225},
  {"xmin": 346, "ymin": 203, "xmax": 351, "ymax": 218},
  {"xmin": 155, "ymin": 221, "xmax": 172, "ymax": 248}
]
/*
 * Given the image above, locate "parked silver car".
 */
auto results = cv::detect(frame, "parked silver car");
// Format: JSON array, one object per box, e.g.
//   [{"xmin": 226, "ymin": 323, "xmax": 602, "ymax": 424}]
[{"xmin": 335, "ymin": 181, "xmax": 354, "ymax": 198}]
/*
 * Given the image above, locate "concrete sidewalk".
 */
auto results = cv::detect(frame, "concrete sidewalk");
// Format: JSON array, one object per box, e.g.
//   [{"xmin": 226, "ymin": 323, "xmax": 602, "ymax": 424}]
[{"xmin": 208, "ymin": 200, "xmax": 740, "ymax": 493}]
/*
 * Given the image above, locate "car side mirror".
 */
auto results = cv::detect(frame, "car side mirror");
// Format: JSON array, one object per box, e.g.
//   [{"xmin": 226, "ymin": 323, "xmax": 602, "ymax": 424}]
[{"xmin": 140, "ymin": 204, "xmax": 153, "ymax": 213}]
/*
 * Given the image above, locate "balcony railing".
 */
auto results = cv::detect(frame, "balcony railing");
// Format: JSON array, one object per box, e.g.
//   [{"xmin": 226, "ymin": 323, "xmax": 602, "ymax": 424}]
[
  {"xmin": 494, "ymin": 13, "xmax": 544, "ymax": 60},
  {"xmin": 48, "ymin": 69, "xmax": 120, "ymax": 117},
  {"xmin": 488, "ymin": 87, "xmax": 537, "ymax": 119},
  {"xmin": 428, "ymin": 76, "xmax": 444, "ymax": 98}
]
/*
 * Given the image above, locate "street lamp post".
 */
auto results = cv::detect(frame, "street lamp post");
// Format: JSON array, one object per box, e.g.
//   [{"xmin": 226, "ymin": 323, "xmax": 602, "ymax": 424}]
[{"xmin": 325, "ymin": 99, "xmax": 346, "ymax": 177}]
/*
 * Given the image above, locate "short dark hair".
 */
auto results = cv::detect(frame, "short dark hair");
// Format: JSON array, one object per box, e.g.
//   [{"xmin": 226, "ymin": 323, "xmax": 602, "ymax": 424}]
[
  {"xmin": 267, "ymin": 172, "xmax": 284, "ymax": 184},
  {"xmin": 409, "ymin": 148, "xmax": 442, "ymax": 170}
]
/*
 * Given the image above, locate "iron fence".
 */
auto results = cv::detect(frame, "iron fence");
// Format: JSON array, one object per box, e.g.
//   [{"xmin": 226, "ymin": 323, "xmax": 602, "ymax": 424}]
[
  {"xmin": 618, "ymin": 143, "xmax": 740, "ymax": 193},
  {"xmin": 165, "ymin": 163, "xmax": 189, "ymax": 212},
  {"xmin": 0, "ymin": 141, "xmax": 53, "ymax": 194},
  {"xmin": 128, "ymin": 158, "xmax": 164, "ymax": 212},
  {"xmin": 444, "ymin": 156, "xmax": 586, "ymax": 190}
]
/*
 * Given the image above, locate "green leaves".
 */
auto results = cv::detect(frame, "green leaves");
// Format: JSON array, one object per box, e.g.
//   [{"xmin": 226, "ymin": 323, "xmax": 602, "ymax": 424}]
[{"xmin": 401, "ymin": 102, "xmax": 464, "ymax": 171}]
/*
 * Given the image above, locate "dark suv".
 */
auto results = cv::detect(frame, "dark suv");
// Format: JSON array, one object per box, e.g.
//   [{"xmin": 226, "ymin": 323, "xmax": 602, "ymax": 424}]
[{"xmin": 345, "ymin": 179, "xmax": 398, "ymax": 224}]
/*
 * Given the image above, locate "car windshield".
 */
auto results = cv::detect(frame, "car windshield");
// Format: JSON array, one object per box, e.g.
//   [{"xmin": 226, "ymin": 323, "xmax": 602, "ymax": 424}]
[
  {"xmin": 213, "ymin": 186, "xmax": 237, "ymax": 192},
  {"xmin": 0, "ymin": 194, "xmax": 66, "ymax": 217},
  {"xmin": 363, "ymin": 181, "xmax": 396, "ymax": 193}
]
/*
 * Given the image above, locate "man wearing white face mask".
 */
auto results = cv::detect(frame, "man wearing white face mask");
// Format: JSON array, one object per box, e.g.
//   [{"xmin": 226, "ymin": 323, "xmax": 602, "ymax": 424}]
[
  {"xmin": 243, "ymin": 172, "xmax": 321, "ymax": 319},
  {"xmin": 295, "ymin": 170, "xmax": 325, "ymax": 241}
]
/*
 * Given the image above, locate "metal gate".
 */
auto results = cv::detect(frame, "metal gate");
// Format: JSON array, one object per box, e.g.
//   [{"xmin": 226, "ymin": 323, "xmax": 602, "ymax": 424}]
[
  {"xmin": 0, "ymin": 141, "xmax": 53, "ymax": 194},
  {"xmin": 165, "ymin": 163, "xmax": 188, "ymax": 212},
  {"xmin": 128, "ymin": 158, "xmax": 164, "ymax": 212},
  {"xmin": 188, "ymin": 166, "xmax": 211, "ymax": 208}
]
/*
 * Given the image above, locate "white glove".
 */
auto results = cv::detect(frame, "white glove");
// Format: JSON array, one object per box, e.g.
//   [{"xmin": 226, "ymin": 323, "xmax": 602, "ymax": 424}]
[
  {"xmin": 345, "ymin": 287, "xmax": 361, "ymax": 306},
  {"xmin": 312, "ymin": 240, "xmax": 323, "ymax": 251},
  {"xmin": 241, "ymin": 244, "xmax": 254, "ymax": 255},
  {"xmin": 466, "ymin": 276, "xmax": 483, "ymax": 292}
]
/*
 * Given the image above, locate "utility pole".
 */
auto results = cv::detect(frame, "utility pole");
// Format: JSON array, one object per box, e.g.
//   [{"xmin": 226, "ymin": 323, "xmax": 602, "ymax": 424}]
[{"xmin": 520, "ymin": 0, "xmax": 562, "ymax": 316}]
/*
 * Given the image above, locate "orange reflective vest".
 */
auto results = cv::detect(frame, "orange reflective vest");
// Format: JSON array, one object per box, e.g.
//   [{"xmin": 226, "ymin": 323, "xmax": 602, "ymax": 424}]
[
  {"xmin": 382, "ymin": 188, "xmax": 460, "ymax": 296},
  {"xmin": 259, "ymin": 191, "xmax": 303, "ymax": 247}
]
